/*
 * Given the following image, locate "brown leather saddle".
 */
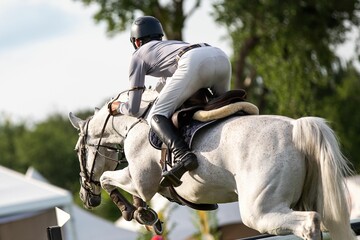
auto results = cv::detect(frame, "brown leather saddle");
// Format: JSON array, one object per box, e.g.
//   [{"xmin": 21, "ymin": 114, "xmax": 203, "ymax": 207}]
[{"xmin": 171, "ymin": 88, "xmax": 247, "ymax": 128}]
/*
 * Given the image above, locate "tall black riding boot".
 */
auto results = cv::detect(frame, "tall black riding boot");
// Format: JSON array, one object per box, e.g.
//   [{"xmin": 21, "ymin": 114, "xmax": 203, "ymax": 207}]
[{"xmin": 150, "ymin": 114, "xmax": 198, "ymax": 187}]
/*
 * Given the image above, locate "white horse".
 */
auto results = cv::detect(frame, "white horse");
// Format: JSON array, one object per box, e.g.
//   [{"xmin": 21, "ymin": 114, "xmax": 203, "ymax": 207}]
[
  {"xmin": 69, "ymin": 89, "xmax": 356, "ymax": 240},
  {"xmin": 346, "ymin": 175, "xmax": 360, "ymax": 220}
]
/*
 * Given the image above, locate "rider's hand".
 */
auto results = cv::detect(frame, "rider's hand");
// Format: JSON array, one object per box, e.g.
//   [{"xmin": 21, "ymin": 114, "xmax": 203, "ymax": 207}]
[{"xmin": 109, "ymin": 101, "xmax": 124, "ymax": 115}]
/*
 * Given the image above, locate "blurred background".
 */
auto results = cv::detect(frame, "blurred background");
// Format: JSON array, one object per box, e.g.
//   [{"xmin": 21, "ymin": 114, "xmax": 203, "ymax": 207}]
[{"xmin": 0, "ymin": 0, "xmax": 359, "ymax": 239}]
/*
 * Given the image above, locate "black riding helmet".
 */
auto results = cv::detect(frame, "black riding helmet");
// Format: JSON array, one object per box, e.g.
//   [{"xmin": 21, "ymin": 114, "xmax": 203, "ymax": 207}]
[{"xmin": 130, "ymin": 16, "xmax": 164, "ymax": 49}]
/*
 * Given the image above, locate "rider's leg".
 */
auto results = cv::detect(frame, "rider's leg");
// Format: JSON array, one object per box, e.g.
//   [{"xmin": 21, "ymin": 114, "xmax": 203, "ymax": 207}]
[{"xmin": 150, "ymin": 114, "xmax": 198, "ymax": 187}]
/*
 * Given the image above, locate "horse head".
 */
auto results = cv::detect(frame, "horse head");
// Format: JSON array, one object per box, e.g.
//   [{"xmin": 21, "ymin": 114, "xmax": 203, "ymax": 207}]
[
  {"xmin": 68, "ymin": 88, "xmax": 158, "ymax": 208},
  {"xmin": 69, "ymin": 107, "xmax": 120, "ymax": 209}
]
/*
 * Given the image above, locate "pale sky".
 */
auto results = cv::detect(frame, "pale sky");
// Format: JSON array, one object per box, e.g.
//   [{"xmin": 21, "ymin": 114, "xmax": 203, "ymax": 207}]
[{"xmin": 0, "ymin": 0, "xmax": 357, "ymax": 123}]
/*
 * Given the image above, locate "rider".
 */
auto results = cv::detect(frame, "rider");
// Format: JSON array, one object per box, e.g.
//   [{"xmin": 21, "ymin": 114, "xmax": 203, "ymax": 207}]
[{"xmin": 110, "ymin": 16, "xmax": 231, "ymax": 187}]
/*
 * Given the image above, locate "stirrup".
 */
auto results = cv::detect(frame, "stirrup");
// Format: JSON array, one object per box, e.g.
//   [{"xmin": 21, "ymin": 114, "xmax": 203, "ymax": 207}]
[
  {"xmin": 160, "ymin": 171, "xmax": 183, "ymax": 187},
  {"xmin": 161, "ymin": 152, "xmax": 198, "ymax": 187}
]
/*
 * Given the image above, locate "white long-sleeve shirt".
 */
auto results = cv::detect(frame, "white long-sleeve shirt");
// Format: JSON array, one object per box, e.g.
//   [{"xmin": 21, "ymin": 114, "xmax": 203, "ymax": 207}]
[{"xmin": 121, "ymin": 40, "xmax": 190, "ymax": 116}]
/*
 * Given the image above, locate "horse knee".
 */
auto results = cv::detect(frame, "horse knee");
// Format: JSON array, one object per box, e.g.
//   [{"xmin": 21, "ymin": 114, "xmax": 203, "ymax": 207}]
[
  {"xmin": 100, "ymin": 172, "xmax": 115, "ymax": 192},
  {"xmin": 240, "ymin": 212, "xmax": 264, "ymax": 234},
  {"xmin": 242, "ymin": 212, "xmax": 290, "ymax": 236},
  {"xmin": 241, "ymin": 208, "xmax": 321, "ymax": 239}
]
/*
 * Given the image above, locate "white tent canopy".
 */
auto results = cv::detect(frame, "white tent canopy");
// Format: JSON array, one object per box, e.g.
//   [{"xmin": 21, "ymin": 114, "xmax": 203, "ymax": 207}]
[
  {"xmin": 0, "ymin": 166, "xmax": 72, "ymax": 217},
  {"xmin": 0, "ymin": 166, "xmax": 138, "ymax": 240}
]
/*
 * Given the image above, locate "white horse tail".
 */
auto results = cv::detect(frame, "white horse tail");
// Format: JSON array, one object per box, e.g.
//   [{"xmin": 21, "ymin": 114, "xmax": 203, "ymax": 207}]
[{"xmin": 292, "ymin": 117, "xmax": 356, "ymax": 240}]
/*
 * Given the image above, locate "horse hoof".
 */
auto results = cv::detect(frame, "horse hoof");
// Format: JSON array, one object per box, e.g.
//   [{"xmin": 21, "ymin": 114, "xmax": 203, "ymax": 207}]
[
  {"xmin": 134, "ymin": 207, "xmax": 158, "ymax": 226},
  {"xmin": 153, "ymin": 219, "xmax": 163, "ymax": 235}
]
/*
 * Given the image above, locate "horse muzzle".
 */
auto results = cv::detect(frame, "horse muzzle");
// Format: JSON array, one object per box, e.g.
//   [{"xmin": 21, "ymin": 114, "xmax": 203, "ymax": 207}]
[
  {"xmin": 87, "ymin": 194, "xmax": 101, "ymax": 208},
  {"xmin": 80, "ymin": 189, "xmax": 101, "ymax": 209}
]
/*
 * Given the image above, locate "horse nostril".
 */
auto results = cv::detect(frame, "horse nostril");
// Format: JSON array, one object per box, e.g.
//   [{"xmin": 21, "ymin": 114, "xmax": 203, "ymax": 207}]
[{"xmin": 88, "ymin": 195, "xmax": 101, "ymax": 207}]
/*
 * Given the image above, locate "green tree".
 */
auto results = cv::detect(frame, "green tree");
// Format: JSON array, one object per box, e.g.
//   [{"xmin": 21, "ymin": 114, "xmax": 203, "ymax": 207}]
[
  {"xmin": 76, "ymin": 0, "xmax": 202, "ymax": 40},
  {"xmin": 0, "ymin": 117, "xmax": 27, "ymax": 171},
  {"xmin": 320, "ymin": 63, "xmax": 360, "ymax": 171},
  {"xmin": 212, "ymin": 0, "xmax": 360, "ymax": 115},
  {"xmin": 14, "ymin": 114, "xmax": 80, "ymax": 193}
]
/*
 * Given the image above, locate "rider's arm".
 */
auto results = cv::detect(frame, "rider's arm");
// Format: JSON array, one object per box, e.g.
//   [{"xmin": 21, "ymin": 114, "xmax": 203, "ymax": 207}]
[{"xmin": 119, "ymin": 55, "xmax": 147, "ymax": 116}]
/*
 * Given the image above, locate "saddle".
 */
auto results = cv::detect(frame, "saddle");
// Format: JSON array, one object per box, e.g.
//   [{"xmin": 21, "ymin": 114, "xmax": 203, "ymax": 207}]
[
  {"xmin": 171, "ymin": 88, "xmax": 249, "ymax": 128},
  {"xmin": 149, "ymin": 88, "xmax": 259, "ymax": 150}
]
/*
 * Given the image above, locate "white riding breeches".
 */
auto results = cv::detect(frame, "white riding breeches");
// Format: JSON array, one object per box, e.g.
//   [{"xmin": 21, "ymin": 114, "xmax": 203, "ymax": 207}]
[{"xmin": 146, "ymin": 46, "xmax": 231, "ymax": 122}]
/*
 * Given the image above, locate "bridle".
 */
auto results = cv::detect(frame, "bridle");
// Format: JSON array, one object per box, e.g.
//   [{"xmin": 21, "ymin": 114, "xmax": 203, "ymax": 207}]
[
  {"xmin": 77, "ymin": 87, "xmax": 151, "ymax": 194},
  {"xmin": 77, "ymin": 115, "xmax": 120, "ymax": 193}
]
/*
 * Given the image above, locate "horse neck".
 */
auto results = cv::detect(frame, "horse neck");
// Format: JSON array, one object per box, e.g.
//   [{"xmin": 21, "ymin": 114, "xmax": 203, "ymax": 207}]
[
  {"xmin": 109, "ymin": 114, "xmax": 148, "ymax": 144},
  {"xmin": 87, "ymin": 108, "xmax": 120, "ymax": 145}
]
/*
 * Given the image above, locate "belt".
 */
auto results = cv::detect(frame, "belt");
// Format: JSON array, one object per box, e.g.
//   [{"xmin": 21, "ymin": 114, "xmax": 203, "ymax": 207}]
[{"xmin": 176, "ymin": 43, "xmax": 210, "ymax": 62}]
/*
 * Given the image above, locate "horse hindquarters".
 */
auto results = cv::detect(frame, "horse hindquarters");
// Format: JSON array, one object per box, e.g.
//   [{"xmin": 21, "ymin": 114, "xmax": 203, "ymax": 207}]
[{"xmin": 292, "ymin": 117, "xmax": 356, "ymax": 240}]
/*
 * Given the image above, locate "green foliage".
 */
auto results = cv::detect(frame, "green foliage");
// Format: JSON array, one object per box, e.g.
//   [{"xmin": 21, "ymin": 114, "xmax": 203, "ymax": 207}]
[
  {"xmin": 75, "ymin": 0, "xmax": 201, "ymax": 40},
  {"xmin": 12, "ymin": 114, "xmax": 80, "ymax": 192},
  {"xmin": 319, "ymin": 64, "xmax": 360, "ymax": 171},
  {"xmin": 0, "ymin": 110, "xmax": 93, "ymax": 193},
  {"xmin": 190, "ymin": 210, "xmax": 220, "ymax": 240},
  {"xmin": 213, "ymin": 0, "xmax": 360, "ymax": 115},
  {"xmin": 0, "ymin": 117, "xmax": 27, "ymax": 171}
]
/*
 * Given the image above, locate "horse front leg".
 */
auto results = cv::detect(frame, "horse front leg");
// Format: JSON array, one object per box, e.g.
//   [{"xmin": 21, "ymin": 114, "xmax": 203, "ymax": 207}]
[
  {"xmin": 110, "ymin": 189, "xmax": 136, "ymax": 221},
  {"xmin": 100, "ymin": 168, "xmax": 163, "ymax": 234},
  {"xmin": 110, "ymin": 190, "xmax": 159, "ymax": 227}
]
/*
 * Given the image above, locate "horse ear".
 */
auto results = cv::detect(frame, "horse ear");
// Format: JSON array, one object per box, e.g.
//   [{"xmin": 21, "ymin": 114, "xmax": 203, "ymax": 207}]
[{"xmin": 68, "ymin": 112, "xmax": 84, "ymax": 130}]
